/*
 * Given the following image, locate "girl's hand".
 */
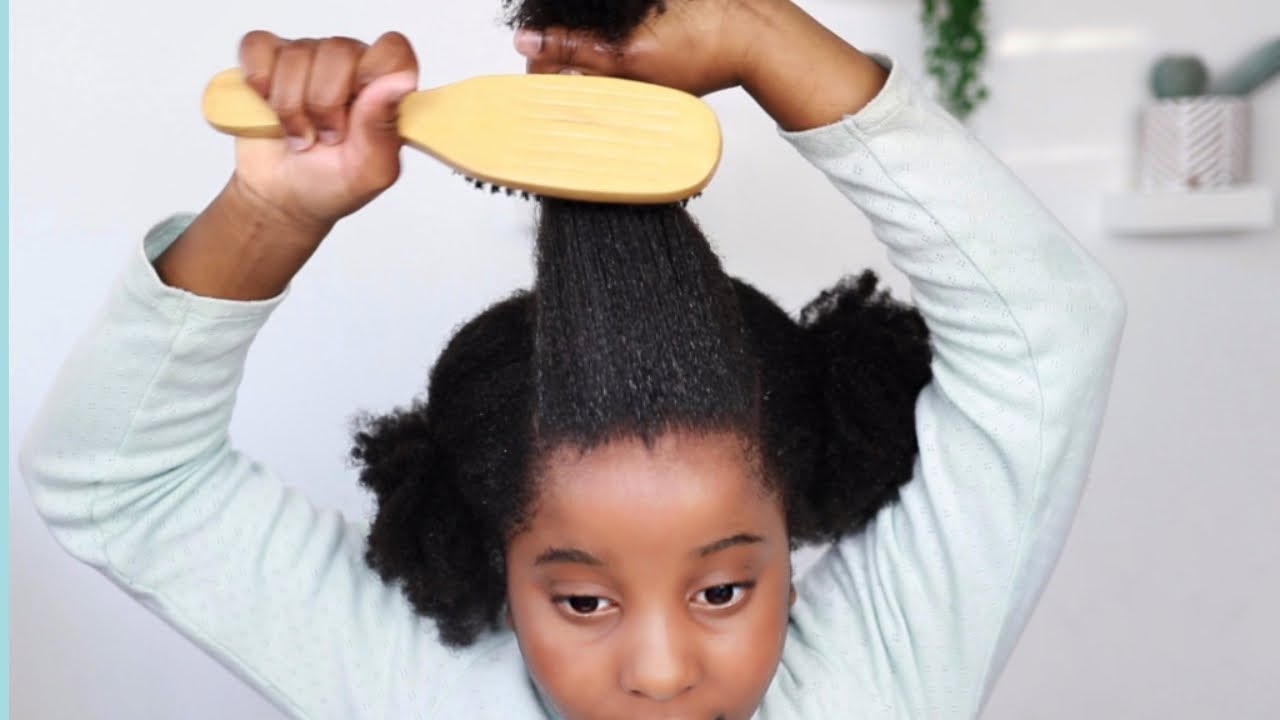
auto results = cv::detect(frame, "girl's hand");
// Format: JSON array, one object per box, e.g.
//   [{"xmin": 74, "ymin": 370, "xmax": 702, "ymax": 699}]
[
  {"xmin": 153, "ymin": 31, "xmax": 418, "ymax": 301},
  {"xmin": 233, "ymin": 30, "xmax": 420, "ymax": 232},
  {"xmin": 514, "ymin": 0, "xmax": 758, "ymax": 98},
  {"xmin": 513, "ymin": 0, "xmax": 887, "ymax": 132}
]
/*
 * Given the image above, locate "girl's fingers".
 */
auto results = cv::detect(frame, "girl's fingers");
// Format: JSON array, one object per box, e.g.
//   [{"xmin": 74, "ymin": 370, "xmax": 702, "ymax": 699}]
[
  {"xmin": 308, "ymin": 37, "xmax": 366, "ymax": 145},
  {"xmin": 524, "ymin": 58, "xmax": 588, "ymax": 76},
  {"xmin": 239, "ymin": 30, "xmax": 285, "ymax": 99},
  {"xmin": 515, "ymin": 27, "xmax": 627, "ymax": 77},
  {"xmin": 353, "ymin": 31, "xmax": 419, "ymax": 97},
  {"xmin": 238, "ymin": 31, "xmax": 416, "ymax": 151},
  {"xmin": 270, "ymin": 39, "xmax": 320, "ymax": 149}
]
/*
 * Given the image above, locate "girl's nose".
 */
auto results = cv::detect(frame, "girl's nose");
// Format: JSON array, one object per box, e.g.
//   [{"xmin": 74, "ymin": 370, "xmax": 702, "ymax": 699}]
[{"xmin": 619, "ymin": 615, "xmax": 701, "ymax": 702}]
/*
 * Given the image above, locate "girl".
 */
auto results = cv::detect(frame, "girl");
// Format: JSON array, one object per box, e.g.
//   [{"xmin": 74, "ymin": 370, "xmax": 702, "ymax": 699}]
[{"xmin": 20, "ymin": 0, "xmax": 1125, "ymax": 717}]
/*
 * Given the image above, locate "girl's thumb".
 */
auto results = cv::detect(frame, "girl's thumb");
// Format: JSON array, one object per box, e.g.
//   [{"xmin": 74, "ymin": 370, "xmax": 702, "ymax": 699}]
[{"xmin": 349, "ymin": 70, "xmax": 419, "ymax": 145}]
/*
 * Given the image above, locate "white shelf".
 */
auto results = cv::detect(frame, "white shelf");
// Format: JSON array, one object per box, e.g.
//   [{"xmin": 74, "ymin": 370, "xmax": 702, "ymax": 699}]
[{"xmin": 1103, "ymin": 185, "xmax": 1275, "ymax": 236}]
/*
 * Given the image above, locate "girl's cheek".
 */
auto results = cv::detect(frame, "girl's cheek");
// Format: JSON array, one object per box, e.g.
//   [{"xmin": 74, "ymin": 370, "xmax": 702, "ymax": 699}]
[{"xmin": 515, "ymin": 616, "xmax": 619, "ymax": 718}]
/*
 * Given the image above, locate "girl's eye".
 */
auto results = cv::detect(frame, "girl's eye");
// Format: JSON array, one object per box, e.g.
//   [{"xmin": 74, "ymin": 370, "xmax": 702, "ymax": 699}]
[
  {"xmin": 694, "ymin": 582, "xmax": 754, "ymax": 609},
  {"xmin": 556, "ymin": 595, "xmax": 617, "ymax": 616}
]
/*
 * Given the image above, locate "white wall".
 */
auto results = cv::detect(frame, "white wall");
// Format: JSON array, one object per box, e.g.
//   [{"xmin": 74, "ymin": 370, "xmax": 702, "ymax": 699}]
[{"xmin": 9, "ymin": 0, "xmax": 1279, "ymax": 717}]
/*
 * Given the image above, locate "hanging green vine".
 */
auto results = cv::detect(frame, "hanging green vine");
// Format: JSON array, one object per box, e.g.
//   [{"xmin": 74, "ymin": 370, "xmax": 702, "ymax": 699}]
[{"xmin": 921, "ymin": 0, "xmax": 988, "ymax": 120}]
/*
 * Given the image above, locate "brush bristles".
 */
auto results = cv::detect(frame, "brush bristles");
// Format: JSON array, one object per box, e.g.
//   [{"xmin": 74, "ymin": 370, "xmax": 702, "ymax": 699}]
[{"xmin": 458, "ymin": 172, "xmax": 699, "ymax": 205}]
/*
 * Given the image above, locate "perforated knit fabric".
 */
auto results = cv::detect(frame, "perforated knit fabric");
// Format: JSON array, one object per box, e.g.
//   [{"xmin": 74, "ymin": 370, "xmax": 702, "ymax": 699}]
[{"xmin": 21, "ymin": 57, "xmax": 1124, "ymax": 719}]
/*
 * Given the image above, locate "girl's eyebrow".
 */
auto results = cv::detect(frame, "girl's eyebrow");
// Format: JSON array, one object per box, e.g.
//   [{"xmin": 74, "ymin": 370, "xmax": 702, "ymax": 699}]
[
  {"xmin": 695, "ymin": 533, "xmax": 764, "ymax": 558},
  {"xmin": 533, "ymin": 533, "xmax": 765, "ymax": 567},
  {"xmin": 534, "ymin": 547, "xmax": 603, "ymax": 567}
]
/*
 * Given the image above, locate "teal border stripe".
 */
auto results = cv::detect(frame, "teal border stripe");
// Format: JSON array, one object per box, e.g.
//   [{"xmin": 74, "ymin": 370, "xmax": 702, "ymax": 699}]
[{"xmin": 3, "ymin": 0, "xmax": 11, "ymax": 716}]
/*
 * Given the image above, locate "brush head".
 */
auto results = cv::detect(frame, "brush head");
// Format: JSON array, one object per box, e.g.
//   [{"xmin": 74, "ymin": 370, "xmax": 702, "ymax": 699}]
[{"xmin": 394, "ymin": 73, "xmax": 720, "ymax": 204}]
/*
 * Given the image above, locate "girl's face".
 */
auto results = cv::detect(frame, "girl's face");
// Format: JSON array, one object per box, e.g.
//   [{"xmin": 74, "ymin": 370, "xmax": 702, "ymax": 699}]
[{"xmin": 505, "ymin": 430, "xmax": 793, "ymax": 720}]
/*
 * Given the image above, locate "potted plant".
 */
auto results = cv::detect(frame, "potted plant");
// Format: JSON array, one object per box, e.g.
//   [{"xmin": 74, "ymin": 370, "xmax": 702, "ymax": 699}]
[{"xmin": 921, "ymin": 0, "xmax": 988, "ymax": 120}]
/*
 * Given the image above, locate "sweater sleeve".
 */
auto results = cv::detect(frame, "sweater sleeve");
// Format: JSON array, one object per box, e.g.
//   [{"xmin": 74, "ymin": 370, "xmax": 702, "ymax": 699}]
[
  {"xmin": 770, "ymin": 58, "xmax": 1126, "ymax": 717},
  {"xmin": 18, "ymin": 215, "xmax": 471, "ymax": 719}
]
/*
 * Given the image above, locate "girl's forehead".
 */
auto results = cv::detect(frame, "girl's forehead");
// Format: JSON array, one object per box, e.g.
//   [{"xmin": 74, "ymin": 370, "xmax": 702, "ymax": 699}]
[
  {"xmin": 516, "ymin": 431, "xmax": 784, "ymax": 560},
  {"xmin": 537, "ymin": 431, "xmax": 764, "ymax": 506}
]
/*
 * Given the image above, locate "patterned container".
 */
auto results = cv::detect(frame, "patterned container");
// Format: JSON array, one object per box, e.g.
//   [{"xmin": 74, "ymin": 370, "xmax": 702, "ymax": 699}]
[{"xmin": 1139, "ymin": 97, "xmax": 1249, "ymax": 190}]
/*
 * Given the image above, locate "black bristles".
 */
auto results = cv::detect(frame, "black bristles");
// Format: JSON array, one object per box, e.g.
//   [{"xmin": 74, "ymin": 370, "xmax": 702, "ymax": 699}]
[{"xmin": 457, "ymin": 175, "xmax": 705, "ymax": 206}]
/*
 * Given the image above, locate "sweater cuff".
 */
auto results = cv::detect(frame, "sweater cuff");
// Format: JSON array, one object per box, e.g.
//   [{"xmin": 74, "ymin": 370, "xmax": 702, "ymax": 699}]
[
  {"xmin": 778, "ymin": 53, "xmax": 939, "ymax": 159},
  {"xmin": 123, "ymin": 212, "xmax": 288, "ymax": 322}
]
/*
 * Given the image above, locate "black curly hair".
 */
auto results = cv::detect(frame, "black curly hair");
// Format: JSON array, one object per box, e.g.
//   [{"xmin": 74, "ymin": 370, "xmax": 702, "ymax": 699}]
[
  {"xmin": 351, "ymin": 247, "xmax": 931, "ymax": 647},
  {"xmin": 532, "ymin": 199, "xmax": 757, "ymax": 453},
  {"xmin": 502, "ymin": 0, "xmax": 666, "ymax": 42},
  {"xmin": 350, "ymin": 0, "xmax": 933, "ymax": 648}
]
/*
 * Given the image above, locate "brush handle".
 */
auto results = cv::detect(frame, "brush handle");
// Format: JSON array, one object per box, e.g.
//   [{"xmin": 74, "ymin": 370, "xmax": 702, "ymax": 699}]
[
  {"xmin": 202, "ymin": 68, "xmax": 355, "ymax": 137},
  {"xmin": 1210, "ymin": 37, "xmax": 1280, "ymax": 96}
]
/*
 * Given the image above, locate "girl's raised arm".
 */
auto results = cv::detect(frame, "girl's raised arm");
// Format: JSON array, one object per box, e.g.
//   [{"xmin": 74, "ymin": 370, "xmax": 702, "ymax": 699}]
[
  {"xmin": 18, "ymin": 32, "xmax": 514, "ymax": 718},
  {"xmin": 775, "ymin": 55, "xmax": 1124, "ymax": 714}
]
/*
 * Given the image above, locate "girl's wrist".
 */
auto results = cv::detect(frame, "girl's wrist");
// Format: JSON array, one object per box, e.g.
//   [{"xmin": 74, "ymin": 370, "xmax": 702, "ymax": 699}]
[
  {"xmin": 737, "ymin": 0, "xmax": 887, "ymax": 131},
  {"xmin": 153, "ymin": 176, "xmax": 333, "ymax": 301}
]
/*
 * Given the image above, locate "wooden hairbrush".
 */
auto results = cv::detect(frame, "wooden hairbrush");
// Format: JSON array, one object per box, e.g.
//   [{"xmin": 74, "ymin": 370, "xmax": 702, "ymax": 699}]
[{"xmin": 202, "ymin": 69, "xmax": 722, "ymax": 204}]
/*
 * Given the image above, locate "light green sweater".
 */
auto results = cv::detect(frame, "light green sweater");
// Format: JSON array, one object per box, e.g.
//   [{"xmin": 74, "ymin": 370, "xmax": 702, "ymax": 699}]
[{"xmin": 20, "ymin": 58, "xmax": 1126, "ymax": 719}]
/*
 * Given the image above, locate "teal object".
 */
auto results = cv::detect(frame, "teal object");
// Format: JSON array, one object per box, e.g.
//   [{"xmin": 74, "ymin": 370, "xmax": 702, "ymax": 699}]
[
  {"xmin": 1150, "ymin": 55, "xmax": 1209, "ymax": 98},
  {"xmin": 1210, "ymin": 37, "xmax": 1280, "ymax": 96}
]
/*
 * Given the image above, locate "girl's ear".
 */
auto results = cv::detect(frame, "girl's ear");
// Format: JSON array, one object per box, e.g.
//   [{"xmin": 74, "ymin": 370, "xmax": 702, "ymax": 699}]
[
  {"xmin": 789, "ymin": 584, "xmax": 797, "ymax": 608},
  {"xmin": 506, "ymin": 605, "xmax": 516, "ymax": 631}
]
